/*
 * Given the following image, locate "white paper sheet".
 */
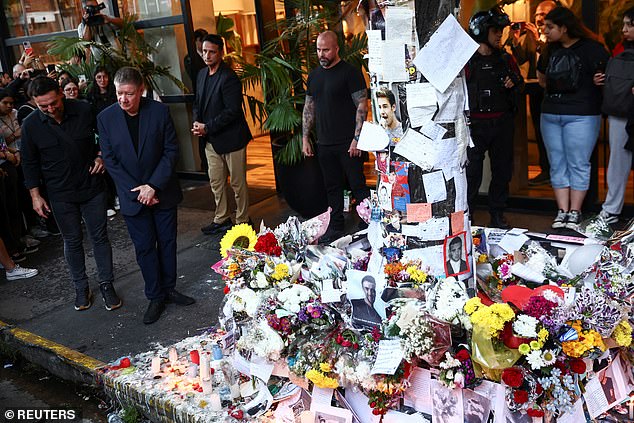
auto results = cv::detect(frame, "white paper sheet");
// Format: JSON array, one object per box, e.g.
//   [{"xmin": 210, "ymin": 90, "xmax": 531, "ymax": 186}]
[
  {"xmin": 510, "ymin": 262, "xmax": 545, "ymax": 284},
  {"xmin": 403, "ymin": 246, "xmax": 444, "ymax": 275},
  {"xmin": 310, "ymin": 386, "xmax": 334, "ymax": 411},
  {"xmin": 250, "ymin": 355, "xmax": 274, "ymax": 383},
  {"xmin": 584, "ymin": 376, "xmax": 610, "ymax": 418},
  {"xmin": 384, "ymin": 411, "xmax": 427, "ymax": 423},
  {"xmin": 403, "ymin": 368, "xmax": 432, "ymax": 414},
  {"xmin": 498, "ymin": 233, "xmax": 529, "ymax": 254},
  {"xmin": 393, "ymin": 129, "xmax": 435, "ymax": 170},
  {"xmin": 406, "ymin": 83, "xmax": 437, "ymax": 127},
  {"xmin": 421, "ymin": 120, "xmax": 447, "ymax": 141},
  {"xmin": 385, "ymin": 7, "xmax": 413, "ymax": 43},
  {"xmin": 418, "ymin": 217, "xmax": 450, "ymax": 241},
  {"xmin": 231, "ymin": 351, "xmax": 251, "ymax": 376},
  {"xmin": 422, "ymin": 171, "xmax": 447, "ymax": 202},
  {"xmin": 367, "ymin": 30, "xmax": 383, "ymax": 76},
  {"xmin": 371, "ymin": 339, "xmax": 404, "ymax": 375},
  {"xmin": 435, "ymin": 77, "xmax": 466, "ymax": 123},
  {"xmin": 555, "ymin": 400, "xmax": 586, "ymax": 423},
  {"xmin": 344, "ymin": 389, "xmax": 380, "ymax": 423},
  {"xmin": 358, "ymin": 121, "xmax": 390, "ymax": 151},
  {"xmin": 413, "ymin": 14, "xmax": 479, "ymax": 93},
  {"xmin": 484, "ymin": 228, "xmax": 507, "ymax": 245},
  {"xmin": 382, "ymin": 40, "xmax": 408, "ymax": 82},
  {"xmin": 401, "ymin": 223, "xmax": 420, "ymax": 237}
]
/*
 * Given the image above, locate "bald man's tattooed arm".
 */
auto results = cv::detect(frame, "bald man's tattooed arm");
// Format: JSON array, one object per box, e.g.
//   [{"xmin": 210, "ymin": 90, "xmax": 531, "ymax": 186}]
[
  {"xmin": 351, "ymin": 88, "xmax": 368, "ymax": 138},
  {"xmin": 302, "ymin": 95, "xmax": 315, "ymax": 156}
]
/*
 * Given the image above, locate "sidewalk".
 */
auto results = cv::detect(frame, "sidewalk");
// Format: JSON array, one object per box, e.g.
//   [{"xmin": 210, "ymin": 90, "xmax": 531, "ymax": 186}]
[{"xmin": 0, "ymin": 191, "xmax": 583, "ymax": 387}]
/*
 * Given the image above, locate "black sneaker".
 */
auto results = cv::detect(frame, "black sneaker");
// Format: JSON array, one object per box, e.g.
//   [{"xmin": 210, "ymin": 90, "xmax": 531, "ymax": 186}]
[
  {"xmin": 552, "ymin": 209, "xmax": 568, "ymax": 229},
  {"xmin": 319, "ymin": 228, "xmax": 345, "ymax": 245},
  {"xmin": 143, "ymin": 300, "xmax": 165, "ymax": 324},
  {"xmin": 565, "ymin": 210, "xmax": 582, "ymax": 229},
  {"xmin": 11, "ymin": 253, "xmax": 26, "ymax": 263},
  {"xmin": 490, "ymin": 213, "xmax": 511, "ymax": 230},
  {"xmin": 22, "ymin": 245, "xmax": 39, "ymax": 255},
  {"xmin": 528, "ymin": 172, "xmax": 551, "ymax": 186},
  {"xmin": 74, "ymin": 288, "xmax": 93, "ymax": 311},
  {"xmin": 100, "ymin": 282, "xmax": 122, "ymax": 311},
  {"xmin": 200, "ymin": 219, "xmax": 232, "ymax": 235},
  {"xmin": 165, "ymin": 290, "xmax": 195, "ymax": 306}
]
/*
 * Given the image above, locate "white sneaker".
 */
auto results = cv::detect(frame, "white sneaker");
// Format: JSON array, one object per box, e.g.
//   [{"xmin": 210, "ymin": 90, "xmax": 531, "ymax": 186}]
[
  {"xmin": 114, "ymin": 197, "xmax": 121, "ymax": 211},
  {"xmin": 598, "ymin": 209, "xmax": 619, "ymax": 225},
  {"xmin": 21, "ymin": 235, "xmax": 41, "ymax": 248},
  {"xmin": 6, "ymin": 265, "xmax": 38, "ymax": 280},
  {"xmin": 107, "ymin": 209, "xmax": 117, "ymax": 217}
]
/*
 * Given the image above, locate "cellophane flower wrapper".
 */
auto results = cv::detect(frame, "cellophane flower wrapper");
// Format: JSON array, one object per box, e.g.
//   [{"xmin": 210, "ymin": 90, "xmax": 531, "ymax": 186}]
[
  {"xmin": 577, "ymin": 215, "xmax": 614, "ymax": 241},
  {"xmin": 471, "ymin": 324, "xmax": 522, "ymax": 380},
  {"xmin": 501, "ymin": 366, "xmax": 540, "ymax": 413},
  {"xmin": 475, "ymin": 262, "xmax": 503, "ymax": 303}
]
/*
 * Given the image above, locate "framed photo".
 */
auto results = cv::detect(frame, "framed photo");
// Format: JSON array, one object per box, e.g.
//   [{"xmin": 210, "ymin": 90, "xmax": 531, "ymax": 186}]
[
  {"xmin": 443, "ymin": 231, "xmax": 470, "ymax": 277},
  {"xmin": 313, "ymin": 405, "xmax": 353, "ymax": 423},
  {"xmin": 346, "ymin": 269, "xmax": 387, "ymax": 330}
]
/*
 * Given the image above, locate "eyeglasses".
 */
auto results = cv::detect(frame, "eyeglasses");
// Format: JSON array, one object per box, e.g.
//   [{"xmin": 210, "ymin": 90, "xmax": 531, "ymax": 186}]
[{"xmin": 64, "ymin": 87, "xmax": 78, "ymax": 92}]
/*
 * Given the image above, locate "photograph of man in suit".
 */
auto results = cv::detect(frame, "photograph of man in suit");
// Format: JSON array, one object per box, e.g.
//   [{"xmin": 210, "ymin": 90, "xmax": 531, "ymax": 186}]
[
  {"xmin": 97, "ymin": 67, "xmax": 194, "ymax": 325},
  {"xmin": 445, "ymin": 234, "xmax": 468, "ymax": 277},
  {"xmin": 351, "ymin": 275, "xmax": 382, "ymax": 329},
  {"xmin": 192, "ymin": 34, "xmax": 252, "ymax": 236}
]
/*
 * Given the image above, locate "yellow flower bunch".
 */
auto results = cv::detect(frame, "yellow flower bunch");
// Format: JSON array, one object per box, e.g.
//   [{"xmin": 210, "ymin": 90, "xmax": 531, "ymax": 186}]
[
  {"xmin": 375, "ymin": 379, "xmax": 409, "ymax": 395},
  {"xmin": 319, "ymin": 362, "xmax": 332, "ymax": 372},
  {"xmin": 406, "ymin": 266, "xmax": 427, "ymax": 284},
  {"xmin": 467, "ymin": 301, "xmax": 515, "ymax": 339},
  {"xmin": 271, "ymin": 263, "xmax": 290, "ymax": 281},
  {"xmin": 612, "ymin": 320, "xmax": 632, "ymax": 347},
  {"xmin": 464, "ymin": 297, "xmax": 483, "ymax": 315},
  {"xmin": 478, "ymin": 254, "xmax": 488, "ymax": 263},
  {"xmin": 306, "ymin": 368, "xmax": 339, "ymax": 389},
  {"xmin": 227, "ymin": 262, "xmax": 240, "ymax": 279},
  {"xmin": 562, "ymin": 322, "xmax": 606, "ymax": 358},
  {"xmin": 538, "ymin": 328, "xmax": 549, "ymax": 344}
]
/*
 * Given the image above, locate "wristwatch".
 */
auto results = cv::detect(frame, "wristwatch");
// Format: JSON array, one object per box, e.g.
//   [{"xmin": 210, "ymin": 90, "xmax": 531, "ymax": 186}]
[{"xmin": 354, "ymin": 135, "xmax": 360, "ymax": 141}]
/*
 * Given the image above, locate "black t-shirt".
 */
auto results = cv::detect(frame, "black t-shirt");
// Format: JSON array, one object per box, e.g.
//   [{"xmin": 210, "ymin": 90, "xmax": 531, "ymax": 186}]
[
  {"xmin": 537, "ymin": 38, "xmax": 609, "ymax": 115},
  {"xmin": 306, "ymin": 60, "xmax": 366, "ymax": 146},
  {"xmin": 124, "ymin": 111, "xmax": 140, "ymax": 154}
]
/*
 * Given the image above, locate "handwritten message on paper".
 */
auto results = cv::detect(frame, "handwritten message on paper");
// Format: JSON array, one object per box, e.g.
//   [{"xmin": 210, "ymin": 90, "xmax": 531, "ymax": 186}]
[
  {"xmin": 371, "ymin": 339, "xmax": 404, "ymax": 375},
  {"xmin": 406, "ymin": 203, "xmax": 432, "ymax": 223},
  {"xmin": 406, "ymin": 83, "xmax": 437, "ymax": 127},
  {"xmin": 421, "ymin": 120, "xmax": 447, "ymax": 141},
  {"xmin": 382, "ymin": 40, "xmax": 408, "ymax": 82},
  {"xmin": 418, "ymin": 217, "xmax": 450, "ymax": 241},
  {"xmin": 367, "ymin": 30, "xmax": 383, "ymax": 75},
  {"xmin": 385, "ymin": 7, "xmax": 413, "ymax": 44},
  {"xmin": 422, "ymin": 171, "xmax": 447, "ymax": 203},
  {"xmin": 450, "ymin": 211, "xmax": 464, "ymax": 233},
  {"xmin": 403, "ymin": 368, "xmax": 432, "ymax": 414},
  {"xmin": 250, "ymin": 355, "xmax": 275, "ymax": 383},
  {"xmin": 413, "ymin": 14, "xmax": 478, "ymax": 93},
  {"xmin": 309, "ymin": 386, "xmax": 334, "ymax": 411}
]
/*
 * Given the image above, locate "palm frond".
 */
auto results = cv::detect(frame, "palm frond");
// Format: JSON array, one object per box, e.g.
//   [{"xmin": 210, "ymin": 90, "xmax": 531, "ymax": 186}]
[{"xmin": 274, "ymin": 132, "xmax": 304, "ymax": 166}]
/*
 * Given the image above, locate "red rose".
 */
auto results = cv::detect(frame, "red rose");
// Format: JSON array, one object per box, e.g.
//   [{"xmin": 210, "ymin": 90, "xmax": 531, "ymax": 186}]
[
  {"xmin": 455, "ymin": 349, "xmax": 470, "ymax": 361},
  {"xmin": 513, "ymin": 390, "xmax": 529, "ymax": 404},
  {"xmin": 254, "ymin": 233, "xmax": 282, "ymax": 256},
  {"xmin": 502, "ymin": 367, "xmax": 524, "ymax": 388},
  {"xmin": 536, "ymin": 383, "xmax": 543, "ymax": 395},
  {"xmin": 569, "ymin": 358, "xmax": 586, "ymax": 374},
  {"xmin": 223, "ymin": 285, "xmax": 230, "ymax": 295},
  {"xmin": 527, "ymin": 408, "xmax": 545, "ymax": 417}
]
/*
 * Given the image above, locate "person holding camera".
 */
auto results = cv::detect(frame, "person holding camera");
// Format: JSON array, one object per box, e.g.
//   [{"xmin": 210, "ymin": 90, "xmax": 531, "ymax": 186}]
[
  {"xmin": 466, "ymin": 7, "xmax": 524, "ymax": 229},
  {"xmin": 77, "ymin": 0, "xmax": 123, "ymax": 61}
]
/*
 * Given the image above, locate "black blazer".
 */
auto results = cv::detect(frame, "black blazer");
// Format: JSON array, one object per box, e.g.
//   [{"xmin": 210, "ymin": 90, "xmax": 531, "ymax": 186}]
[
  {"xmin": 97, "ymin": 98, "xmax": 182, "ymax": 216},
  {"xmin": 193, "ymin": 62, "xmax": 251, "ymax": 154}
]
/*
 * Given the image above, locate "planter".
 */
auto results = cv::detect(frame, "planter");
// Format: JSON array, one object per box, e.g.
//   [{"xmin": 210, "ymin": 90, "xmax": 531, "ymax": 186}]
[{"xmin": 271, "ymin": 139, "xmax": 328, "ymax": 219}]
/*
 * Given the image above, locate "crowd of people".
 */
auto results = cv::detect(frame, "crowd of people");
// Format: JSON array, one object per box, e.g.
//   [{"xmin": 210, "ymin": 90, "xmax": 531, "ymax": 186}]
[{"xmin": 465, "ymin": 3, "xmax": 634, "ymax": 230}]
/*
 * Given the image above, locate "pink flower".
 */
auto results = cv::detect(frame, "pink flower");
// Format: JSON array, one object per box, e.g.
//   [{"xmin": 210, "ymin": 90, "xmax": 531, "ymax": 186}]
[
  {"xmin": 454, "ymin": 372, "xmax": 465, "ymax": 389},
  {"xmin": 498, "ymin": 263, "xmax": 512, "ymax": 280}
]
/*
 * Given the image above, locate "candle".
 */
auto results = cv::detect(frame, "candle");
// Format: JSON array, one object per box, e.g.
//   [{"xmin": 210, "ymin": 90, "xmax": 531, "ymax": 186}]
[
  {"xmin": 200, "ymin": 352, "xmax": 210, "ymax": 381},
  {"xmin": 168, "ymin": 347, "xmax": 178, "ymax": 365},
  {"xmin": 201, "ymin": 379, "xmax": 212, "ymax": 393},
  {"xmin": 151, "ymin": 357, "xmax": 161, "ymax": 376},
  {"xmin": 210, "ymin": 392, "xmax": 222, "ymax": 411},
  {"xmin": 230, "ymin": 383, "xmax": 241, "ymax": 399},
  {"xmin": 629, "ymin": 397, "xmax": 633, "ymax": 420},
  {"xmin": 190, "ymin": 350, "xmax": 200, "ymax": 365}
]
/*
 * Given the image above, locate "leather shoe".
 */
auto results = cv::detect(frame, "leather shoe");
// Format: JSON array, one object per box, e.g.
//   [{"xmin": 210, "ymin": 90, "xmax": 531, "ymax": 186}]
[
  {"xmin": 490, "ymin": 213, "xmax": 511, "ymax": 230},
  {"xmin": 143, "ymin": 300, "xmax": 165, "ymax": 324},
  {"xmin": 201, "ymin": 219, "xmax": 232, "ymax": 235},
  {"xmin": 165, "ymin": 290, "xmax": 195, "ymax": 306}
]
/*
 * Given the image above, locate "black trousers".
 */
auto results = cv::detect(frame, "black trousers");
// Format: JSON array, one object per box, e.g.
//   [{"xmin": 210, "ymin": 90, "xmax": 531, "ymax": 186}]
[
  {"xmin": 316, "ymin": 143, "xmax": 370, "ymax": 231},
  {"xmin": 466, "ymin": 115, "xmax": 515, "ymax": 215},
  {"xmin": 526, "ymin": 82, "xmax": 549, "ymax": 175}
]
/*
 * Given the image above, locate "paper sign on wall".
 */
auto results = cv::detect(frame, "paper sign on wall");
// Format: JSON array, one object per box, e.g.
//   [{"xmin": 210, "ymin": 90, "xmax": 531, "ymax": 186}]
[{"xmin": 406, "ymin": 203, "xmax": 432, "ymax": 223}]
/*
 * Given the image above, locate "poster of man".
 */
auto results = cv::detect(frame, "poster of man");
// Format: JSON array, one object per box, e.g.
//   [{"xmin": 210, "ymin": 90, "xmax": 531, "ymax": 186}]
[
  {"xmin": 346, "ymin": 269, "xmax": 387, "ymax": 330},
  {"xmin": 463, "ymin": 389, "xmax": 492, "ymax": 423},
  {"xmin": 444, "ymin": 231, "xmax": 470, "ymax": 277},
  {"xmin": 375, "ymin": 87, "xmax": 403, "ymax": 146}
]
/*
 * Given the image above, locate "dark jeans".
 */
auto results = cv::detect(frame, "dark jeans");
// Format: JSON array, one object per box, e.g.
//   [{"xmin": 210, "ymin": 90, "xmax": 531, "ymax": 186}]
[
  {"xmin": 316, "ymin": 143, "xmax": 370, "ymax": 231},
  {"xmin": 50, "ymin": 190, "xmax": 114, "ymax": 291},
  {"xmin": 467, "ymin": 115, "xmax": 515, "ymax": 215},
  {"xmin": 526, "ymin": 82, "xmax": 550, "ymax": 175},
  {"xmin": 123, "ymin": 206, "xmax": 177, "ymax": 301}
]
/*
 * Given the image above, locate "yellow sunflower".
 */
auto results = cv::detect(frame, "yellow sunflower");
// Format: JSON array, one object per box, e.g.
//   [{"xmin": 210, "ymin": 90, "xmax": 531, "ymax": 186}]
[{"xmin": 219, "ymin": 224, "xmax": 258, "ymax": 258}]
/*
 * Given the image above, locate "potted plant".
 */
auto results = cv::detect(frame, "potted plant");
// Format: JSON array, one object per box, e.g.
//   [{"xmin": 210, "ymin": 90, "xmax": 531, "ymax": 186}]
[{"xmin": 232, "ymin": 0, "xmax": 367, "ymax": 217}]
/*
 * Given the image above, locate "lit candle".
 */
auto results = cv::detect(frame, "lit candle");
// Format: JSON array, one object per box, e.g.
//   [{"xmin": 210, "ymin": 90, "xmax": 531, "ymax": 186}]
[
  {"xmin": 190, "ymin": 350, "xmax": 200, "ymax": 365},
  {"xmin": 629, "ymin": 397, "xmax": 633, "ymax": 421},
  {"xmin": 168, "ymin": 347, "xmax": 178, "ymax": 365},
  {"xmin": 210, "ymin": 392, "xmax": 222, "ymax": 411},
  {"xmin": 151, "ymin": 357, "xmax": 161, "ymax": 376},
  {"xmin": 201, "ymin": 379, "xmax": 212, "ymax": 394},
  {"xmin": 200, "ymin": 352, "xmax": 210, "ymax": 381}
]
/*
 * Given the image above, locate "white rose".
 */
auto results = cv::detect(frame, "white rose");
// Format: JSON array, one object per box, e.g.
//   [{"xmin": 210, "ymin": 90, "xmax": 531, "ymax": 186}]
[{"xmin": 256, "ymin": 272, "xmax": 269, "ymax": 288}]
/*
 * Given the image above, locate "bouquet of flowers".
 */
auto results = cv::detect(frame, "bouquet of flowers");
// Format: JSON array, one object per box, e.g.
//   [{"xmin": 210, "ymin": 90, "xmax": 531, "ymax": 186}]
[{"xmin": 383, "ymin": 259, "xmax": 429, "ymax": 287}]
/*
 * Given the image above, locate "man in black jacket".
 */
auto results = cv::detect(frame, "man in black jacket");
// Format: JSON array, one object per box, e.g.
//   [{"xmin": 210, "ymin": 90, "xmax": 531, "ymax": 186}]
[
  {"xmin": 21, "ymin": 76, "xmax": 121, "ymax": 312},
  {"xmin": 192, "ymin": 34, "xmax": 252, "ymax": 235}
]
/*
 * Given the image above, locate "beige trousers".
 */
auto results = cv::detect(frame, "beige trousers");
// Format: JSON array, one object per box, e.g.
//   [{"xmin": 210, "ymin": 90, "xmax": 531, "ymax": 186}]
[{"xmin": 205, "ymin": 144, "xmax": 249, "ymax": 224}]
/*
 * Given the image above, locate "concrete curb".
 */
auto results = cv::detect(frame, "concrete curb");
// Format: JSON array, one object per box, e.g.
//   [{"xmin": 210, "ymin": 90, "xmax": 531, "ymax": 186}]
[{"xmin": 0, "ymin": 320, "xmax": 105, "ymax": 387}]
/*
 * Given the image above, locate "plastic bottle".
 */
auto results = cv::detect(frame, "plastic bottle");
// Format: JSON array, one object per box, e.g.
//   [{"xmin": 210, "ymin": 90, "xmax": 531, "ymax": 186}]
[{"xmin": 211, "ymin": 344, "xmax": 232, "ymax": 403}]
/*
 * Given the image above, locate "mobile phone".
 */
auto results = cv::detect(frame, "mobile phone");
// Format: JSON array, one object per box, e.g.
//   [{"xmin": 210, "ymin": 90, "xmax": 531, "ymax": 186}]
[
  {"xmin": 78, "ymin": 74, "xmax": 87, "ymax": 84},
  {"xmin": 22, "ymin": 41, "xmax": 33, "ymax": 56},
  {"xmin": 46, "ymin": 64, "xmax": 56, "ymax": 73}
]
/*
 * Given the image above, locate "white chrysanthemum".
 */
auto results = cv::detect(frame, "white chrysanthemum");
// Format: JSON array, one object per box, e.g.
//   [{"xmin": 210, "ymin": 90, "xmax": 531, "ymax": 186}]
[
  {"xmin": 255, "ymin": 272, "xmax": 269, "ymax": 288},
  {"xmin": 526, "ymin": 349, "xmax": 545, "ymax": 370},
  {"xmin": 541, "ymin": 288, "xmax": 563, "ymax": 305},
  {"xmin": 541, "ymin": 349, "xmax": 557, "ymax": 366},
  {"xmin": 513, "ymin": 314, "xmax": 539, "ymax": 338}
]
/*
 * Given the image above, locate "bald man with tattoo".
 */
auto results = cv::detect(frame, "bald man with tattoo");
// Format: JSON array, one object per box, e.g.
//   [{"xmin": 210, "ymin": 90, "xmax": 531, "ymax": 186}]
[{"xmin": 302, "ymin": 31, "xmax": 370, "ymax": 243}]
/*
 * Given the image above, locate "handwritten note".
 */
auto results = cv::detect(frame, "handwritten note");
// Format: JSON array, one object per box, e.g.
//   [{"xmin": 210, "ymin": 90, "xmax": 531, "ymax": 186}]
[
  {"xmin": 422, "ymin": 171, "xmax": 447, "ymax": 203},
  {"xmin": 418, "ymin": 216, "xmax": 450, "ymax": 241},
  {"xmin": 371, "ymin": 339, "xmax": 404, "ymax": 375},
  {"xmin": 583, "ymin": 377, "xmax": 610, "ymax": 418},
  {"xmin": 250, "ymin": 355, "xmax": 275, "ymax": 383},
  {"xmin": 385, "ymin": 7, "xmax": 413, "ymax": 43},
  {"xmin": 358, "ymin": 121, "xmax": 390, "ymax": 151},
  {"xmin": 421, "ymin": 120, "xmax": 447, "ymax": 141},
  {"xmin": 451, "ymin": 211, "xmax": 464, "ymax": 233},
  {"xmin": 498, "ymin": 233, "xmax": 529, "ymax": 254},
  {"xmin": 382, "ymin": 40, "xmax": 408, "ymax": 82},
  {"xmin": 406, "ymin": 83, "xmax": 437, "ymax": 127},
  {"xmin": 407, "ymin": 203, "xmax": 432, "ymax": 223},
  {"xmin": 435, "ymin": 77, "xmax": 466, "ymax": 123},
  {"xmin": 403, "ymin": 245, "xmax": 444, "ymax": 274},
  {"xmin": 393, "ymin": 129, "xmax": 434, "ymax": 170},
  {"xmin": 403, "ymin": 368, "xmax": 432, "ymax": 414},
  {"xmin": 232, "ymin": 351, "xmax": 251, "ymax": 376},
  {"xmin": 413, "ymin": 14, "xmax": 479, "ymax": 93},
  {"xmin": 309, "ymin": 386, "xmax": 334, "ymax": 411},
  {"xmin": 367, "ymin": 30, "xmax": 383, "ymax": 75},
  {"xmin": 401, "ymin": 224, "xmax": 420, "ymax": 237}
]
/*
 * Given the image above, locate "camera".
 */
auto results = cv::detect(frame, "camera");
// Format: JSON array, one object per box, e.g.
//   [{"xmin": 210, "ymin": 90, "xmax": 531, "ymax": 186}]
[
  {"xmin": 85, "ymin": 2, "xmax": 106, "ymax": 26},
  {"xmin": 511, "ymin": 22, "xmax": 526, "ymax": 31}
]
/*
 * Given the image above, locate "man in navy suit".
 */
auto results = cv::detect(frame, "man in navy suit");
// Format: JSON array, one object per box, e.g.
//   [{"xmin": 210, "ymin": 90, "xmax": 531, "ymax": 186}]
[
  {"xmin": 97, "ymin": 67, "xmax": 193, "ymax": 324},
  {"xmin": 192, "ymin": 34, "xmax": 252, "ymax": 235}
]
